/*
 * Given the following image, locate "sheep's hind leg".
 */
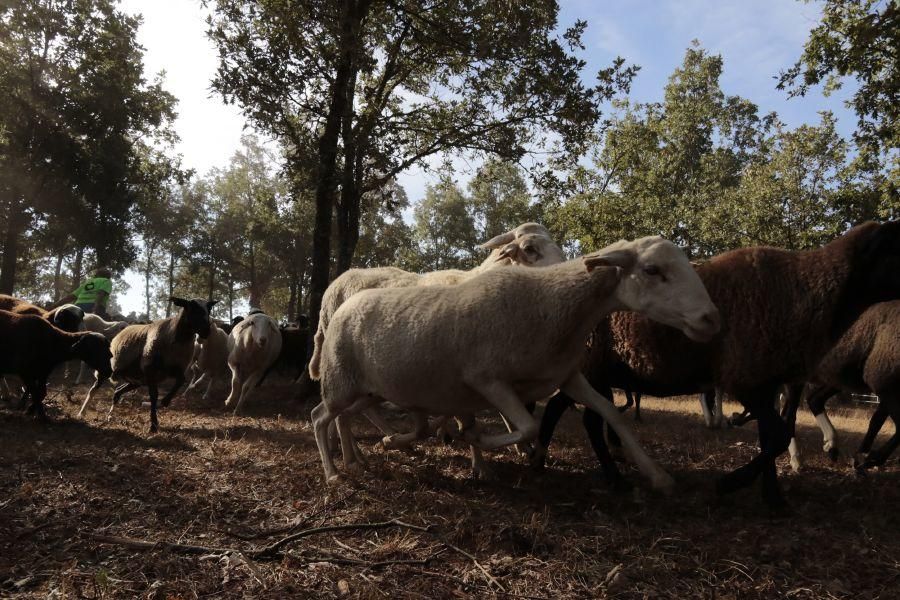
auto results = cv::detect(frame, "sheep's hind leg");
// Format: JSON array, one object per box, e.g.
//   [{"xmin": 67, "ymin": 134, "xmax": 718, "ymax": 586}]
[
  {"xmin": 854, "ymin": 403, "xmax": 889, "ymax": 469},
  {"xmin": 562, "ymin": 374, "xmax": 674, "ymax": 493},
  {"xmin": 530, "ymin": 391, "xmax": 577, "ymax": 470},
  {"xmin": 717, "ymin": 386, "xmax": 791, "ymax": 509},
  {"xmin": 109, "ymin": 382, "xmax": 140, "ymax": 420},
  {"xmin": 806, "ymin": 384, "xmax": 840, "ymax": 460},
  {"xmin": 856, "ymin": 393, "xmax": 899, "ymax": 470},
  {"xmin": 312, "ymin": 401, "xmax": 340, "ymax": 483},
  {"xmin": 462, "ymin": 381, "xmax": 537, "ymax": 451}
]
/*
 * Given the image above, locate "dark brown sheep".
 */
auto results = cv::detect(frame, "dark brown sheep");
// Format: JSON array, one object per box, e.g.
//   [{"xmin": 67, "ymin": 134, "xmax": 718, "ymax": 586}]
[
  {"xmin": 0, "ymin": 295, "xmax": 84, "ymax": 332},
  {"xmin": 0, "ymin": 310, "xmax": 112, "ymax": 416},
  {"xmin": 780, "ymin": 300, "xmax": 900, "ymax": 471},
  {"xmin": 537, "ymin": 221, "xmax": 900, "ymax": 507}
]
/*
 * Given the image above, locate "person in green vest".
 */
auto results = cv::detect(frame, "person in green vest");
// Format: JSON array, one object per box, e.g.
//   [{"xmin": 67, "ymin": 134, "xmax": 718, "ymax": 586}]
[{"xmin": 52, "ymin": 268, "xmax": 113, "ymax": 319}]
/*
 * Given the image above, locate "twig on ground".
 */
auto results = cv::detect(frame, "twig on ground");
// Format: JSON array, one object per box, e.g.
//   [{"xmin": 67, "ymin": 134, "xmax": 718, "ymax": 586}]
[
  {"xmin": 225, "ymin": 489, "xmax": 358, "ymax": 541},
  {"xmin": 255, "ymin": 517, "xmax": 430, "ymax": 557}
]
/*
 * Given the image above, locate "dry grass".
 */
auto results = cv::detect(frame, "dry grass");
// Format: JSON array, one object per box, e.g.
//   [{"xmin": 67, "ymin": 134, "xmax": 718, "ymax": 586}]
[{"xmin": 1, "ymin": 380, "xmax": 898, "ymax": 599}]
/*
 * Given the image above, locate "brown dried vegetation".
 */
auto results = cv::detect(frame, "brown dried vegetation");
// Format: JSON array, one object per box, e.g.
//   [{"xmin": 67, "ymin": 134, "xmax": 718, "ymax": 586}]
[{"xmin": 0, "ymin": 380, "xmax": 897, "ymax": 599}]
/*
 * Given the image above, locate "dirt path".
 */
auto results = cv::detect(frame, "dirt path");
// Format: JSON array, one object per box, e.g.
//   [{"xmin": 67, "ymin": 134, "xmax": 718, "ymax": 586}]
[{"xmin": 1, "ymin": 383, "xmax": 897, "ymax": 598}]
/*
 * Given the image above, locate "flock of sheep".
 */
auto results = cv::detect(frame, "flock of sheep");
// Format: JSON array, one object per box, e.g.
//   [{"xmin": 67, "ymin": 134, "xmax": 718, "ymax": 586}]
[{"xmin": 1, "ymin": 219, "xmax": 899, "ymax": 510}]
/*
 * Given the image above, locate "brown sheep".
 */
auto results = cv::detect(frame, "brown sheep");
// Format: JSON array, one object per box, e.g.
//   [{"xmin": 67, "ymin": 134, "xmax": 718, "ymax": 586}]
[
  {"xmin": 83, "ymin": 297, "xmax": 216, "ymax": 432},
  {"xmin": 536, "ymin": 221, "xmax": 900, "ymax": 508},
  {"xmin": 781, "ymin": 301, "xmax": 900, "ymax": 471},
  {"xmin": 0, "ymin": 310, "xmax": 112, "ymax": 417}
]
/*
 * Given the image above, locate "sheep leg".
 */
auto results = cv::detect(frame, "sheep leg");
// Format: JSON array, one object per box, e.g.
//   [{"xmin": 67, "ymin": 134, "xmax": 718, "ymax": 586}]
[
  {"xmin": 700, "ymin": 391, "xmax": 715, "ymax": 428},
  {"xmin": 363, "ymin": 407, "xmax": 398, "ymax": 438},
  {"xmin": 311, "ymin": 401, "xmax": 340, "ymax": 483},
  {"xmin": 183, "ymin": 372, "xmax": 209, "ymax": 396},
  {"xmin": 531, "ymin": 391, "xmax": 577, "ymax": 470},
  {"xmin": 335, "ymin": 414, "xmax": 367, "ymax": 473},
  {"xmin": 75, "ymin": 362, "xmax": 91, "ymax": 385},
  {"xmin": 499, "ymin": 406, "xmax": 533, "ymax": 455},
  {"xmin": 202, "ymin": 377, "xmax": 215, "ymax": 401},
  {"xmin": 562, "ymin": 374, "xmax": 674, "ymax": 492},
  {"xmin": 147, "ymin": 379, "xmax": 161, "ymax": 433},
  {"xmin": 856, "ymin": 395, "xmax": 899, "ymax": 469},
  {"xmin": 231, "ymin": 372, "xmax": 262, "ymax": 416},
  {"xmin": 854, "ymin": 404, "xmax": 889, "ymax": 468},
  {"xmin": 159, "ymin": 372, "xmax": 185, "ymax": 408},
  {"xmin": 224, "ymin": 368, "xmax": 241, "ymax": 410},
  {"xmin": 461, "ymin": 381, "xmax": 537, "ymax": 450},
  {"xmin": 78, "ymin": 375, "xmax": 105, "ymax": 417},
  {"xmin": 716, "ymin": 388, "xmax": 791, "ymax": 508},
  {"xmin": 109, "ymin": 381, "xmax": 140, "ymax": 419},
  {"xmin": 619, "ymin": 389, "xmax": 634, "ymax": 413},
  {"xmin": 806, "ymin": 384, "xmax": 840, "ymax": 460},
  {"xmin": 24, "ymin": 379, "xmax": 47, "ymax": 418},
  {"xmin": 582, "ymin": 406, "xmax": 630, "ymax": 490},
  {"xmin": 382, "ymin": 410, "xmax": 427, "ymax": 450},
  {"xmin": 780, "ymin": 383, "xmax": 804, "ymax": 472}
]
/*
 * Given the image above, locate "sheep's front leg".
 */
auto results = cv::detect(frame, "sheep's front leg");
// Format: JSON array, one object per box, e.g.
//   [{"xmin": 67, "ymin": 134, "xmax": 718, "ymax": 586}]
[
  {"xmin": 147, "ymin": 379, "xmax": 160, "ymax": 433},
  {"xmin": 382, "ymin": 409, "xmax": 430, "ymax": 450},
  {"xmin": 224, "ymin": 368, "xmax": 241, "ymax": 410},
  {"xmin": 231, "ymin": 371, "xmax": 263, "ymax": 416},
  {"xmin": 463, "ymin": 381, "xmax": 537, "ymax": 450},
  {"xmin": 78, "ymin": 375, "xmax": 105, "ymax": 417},
  {"xmin": 562, "ymin": 373, "xmax": 674, "ymax": 493},
  {"xmin": 160, "ymin": 372, "xmax": 185, "ymax": 408}
]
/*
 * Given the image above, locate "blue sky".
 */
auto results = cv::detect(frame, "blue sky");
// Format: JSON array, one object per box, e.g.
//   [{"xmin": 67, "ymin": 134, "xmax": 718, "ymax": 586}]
[{"xmin": 115, "ymin": 0, "xmax": 856, "ymax": 314}]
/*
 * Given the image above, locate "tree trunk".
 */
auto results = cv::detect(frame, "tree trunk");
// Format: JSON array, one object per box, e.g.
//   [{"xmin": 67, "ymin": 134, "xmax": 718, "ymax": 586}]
[
  {"xmin": 165, "ymin": 250, "xmax": 176, "ymax": 317},
  {"xmin": 287, "ymin": 274, "xmax": 297, "ymax": 325},
  {"xmin": 144, "ymin": 240, "xmax": 156, "ymax": 320},
  {"xmin": 307, "ymin": 0, "xmax": 371, "ymax": 357},
  {"xmin": 248, "ymin": 238, "xmax": 259, "ymax": 308},
  {"xmin": 336, "ymin": 66, "xmax": 360, "ymax": 275},
  {"xmin": 52, "ymin": 252, "xmax": 64, "ymax": 300},
  {"xmin": 227, "ymin": 277, "xmax": 234, "ymax": 321},
  {"xmin": 207, "ymin": 259, "xmax": 216, "ymax": 303},
  {"xmin": 0, "ymin": 198, "xmax": 26, "ymax": 295},
  {"xmin": 72, "ymin": 246, "xmax": 85, "ymax": 289}
]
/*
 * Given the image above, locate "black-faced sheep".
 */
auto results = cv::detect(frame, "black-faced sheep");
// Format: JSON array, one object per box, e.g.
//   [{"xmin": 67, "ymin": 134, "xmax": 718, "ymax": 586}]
[
  {"xmin": 535, "ymin": 221, "xmax": 900, "ymax": 507},
  {"xmin": 310, "ymin": 237, "xmax": 720, "ymax": 486},
  {"xmin": 0, "ymin": 310, "xmax": 112, "ymax": 417},
  {"xmin": 83, "ymin": 297, "xmax": 216, "ymax": 432}
]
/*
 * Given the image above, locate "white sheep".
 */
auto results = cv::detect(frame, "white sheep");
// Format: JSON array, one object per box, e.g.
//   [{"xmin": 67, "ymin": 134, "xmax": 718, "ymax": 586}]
[
  {"xmin": 181, "ymin": 324, "xmax": 230, "ymax": 400},
  {"xmin": 225, "ymin": 312, "xmax": 282, "ymax": 415},
  {"xmin": 306, "ymin": 223, "xmax": 566, "ymax": 443},
  {"xmin": 310, "ymin": 236, "xmax": 720, "ymax": 487}
]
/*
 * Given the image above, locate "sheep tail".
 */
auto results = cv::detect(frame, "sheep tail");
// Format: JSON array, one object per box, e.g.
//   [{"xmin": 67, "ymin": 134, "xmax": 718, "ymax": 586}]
[{"xmin": 308, "ymin": 322, "xmax": 326, "ymax": 381}]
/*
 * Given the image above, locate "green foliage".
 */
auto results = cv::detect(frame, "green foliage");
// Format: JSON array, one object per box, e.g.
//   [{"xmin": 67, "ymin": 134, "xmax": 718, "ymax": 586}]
[
  {"xmin": 779, "ymin": 0, "xmax": 899, "ymax": 156},
  {"xmin": 548, "ymin": 44, "xmax": 890, "ymax": 257},
  {"xmin": 0, "ymin": 0, "xmax": 178, "ymax": 293}
]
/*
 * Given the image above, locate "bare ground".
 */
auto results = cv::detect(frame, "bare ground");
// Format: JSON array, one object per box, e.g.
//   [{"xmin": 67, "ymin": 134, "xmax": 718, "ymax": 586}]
[{"xmin": 1, "ymin": 379, "xmax": 898, "ymax": 599}]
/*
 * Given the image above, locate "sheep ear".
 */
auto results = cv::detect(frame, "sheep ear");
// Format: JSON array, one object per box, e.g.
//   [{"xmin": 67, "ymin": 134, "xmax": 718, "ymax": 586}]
[
  {"xmin": 497, "ymin": 241, "xmax": 520, "ymax": 262},
  {"xmin": 479, "ymin": 230, "xmax": 515, "ymax": 250},
  {"xmin": 170, "ymin": 296, "xmax": 189, "ymax": 308},
  {"xmin": 206, "ymin": 300, "xmax": 219, "ymax": 311},
  {"xmin": 583, "ymin": 249, "xmax": 637, "ymax": 273}
]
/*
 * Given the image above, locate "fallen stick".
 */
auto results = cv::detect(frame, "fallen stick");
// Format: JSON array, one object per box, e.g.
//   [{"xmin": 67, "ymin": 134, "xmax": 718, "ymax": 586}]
[{"xmin": 255, "ymin": 518, "xmax": 430, "ymax": 558}]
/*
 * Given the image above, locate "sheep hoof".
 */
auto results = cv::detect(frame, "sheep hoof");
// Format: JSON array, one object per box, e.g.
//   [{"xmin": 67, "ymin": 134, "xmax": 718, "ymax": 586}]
[
  {"xmin": 472, "ymin": 463, "xmax": 496, "ymax": 481},
  {"xmin": 651, "ymin": 473, "xmax": 676, "ymax": 495},
  {"xmin": 344, "ymin": 460, "xmax": 364, "ymax": 474},
  {"xmin": 529, "ymin": 445, "xmax": 548, "ymax": 471},
  {"xmin": 326, "ymin": 474, "xmax": 343, "ymax": 486},
  {"xmin": 790, "ymin": 458, "xmax": 802, "ymax": 473},
  {"xmin": 382, "ymin": 435, "xmax": 410, "ymax": 450},
  {"xmin": 826, "ymin": 446, "xmax": 840, "ymax": 462},
  {"xmin": 514, "ymin": 442, "xmax": 533, "ymax": 456},
  {"xmin": 149, "ymin": 423, "xmax": 158, "ymax": 434}
]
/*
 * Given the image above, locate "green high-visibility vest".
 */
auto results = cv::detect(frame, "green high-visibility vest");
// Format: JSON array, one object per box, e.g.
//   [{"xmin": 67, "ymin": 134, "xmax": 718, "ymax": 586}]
[{"xmin": 73, "ymin": 277, "xmax": 112, "ymax": 305}]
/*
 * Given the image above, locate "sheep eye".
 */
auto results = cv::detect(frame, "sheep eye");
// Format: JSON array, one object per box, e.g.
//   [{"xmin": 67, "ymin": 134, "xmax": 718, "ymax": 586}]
[{"xmin": 643, "ymin": 265, "xmax": 661, "ymax": 277}]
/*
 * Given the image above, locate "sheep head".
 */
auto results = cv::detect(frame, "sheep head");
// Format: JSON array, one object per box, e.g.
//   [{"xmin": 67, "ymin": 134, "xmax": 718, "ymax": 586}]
[
  {"xmin": 71, "ymin": 332, "xmax": 113, "ymax": 380},
  {"xmin": 585, "ymin": 237, "xmax": 720, "ymax": 343},
  {"xmin": 171, "ymin": 297, "xmax": 217, "ymax": 339}
]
